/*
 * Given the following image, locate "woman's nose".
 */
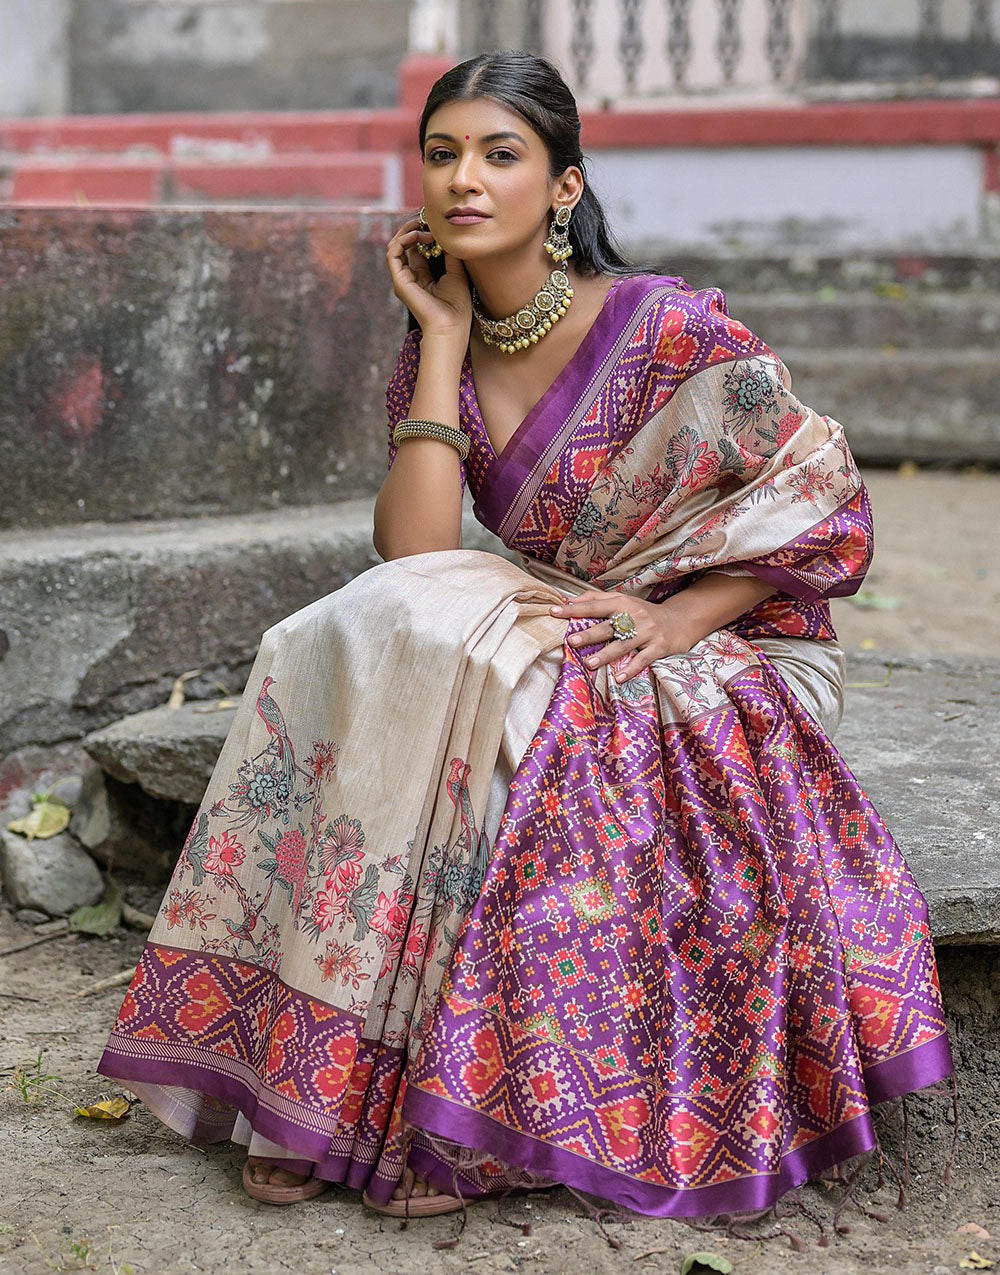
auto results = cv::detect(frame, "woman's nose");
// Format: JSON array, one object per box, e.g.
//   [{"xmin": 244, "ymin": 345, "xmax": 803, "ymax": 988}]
[{"xmin": 449, "ymin": 154, "xmax": 483, "ymax": 194}]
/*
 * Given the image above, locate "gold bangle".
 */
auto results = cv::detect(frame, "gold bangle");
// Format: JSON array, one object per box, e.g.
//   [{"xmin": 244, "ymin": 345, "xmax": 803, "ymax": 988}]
[{"xmin": 393, "ymin": 418, "xmax": 470, "ymax": 461}]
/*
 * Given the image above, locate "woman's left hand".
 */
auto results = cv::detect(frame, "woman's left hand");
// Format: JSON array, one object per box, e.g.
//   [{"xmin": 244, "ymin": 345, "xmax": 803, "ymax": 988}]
[{"xmin": 549, "ymin": 591, "xmax": 698, "ymax": 683}]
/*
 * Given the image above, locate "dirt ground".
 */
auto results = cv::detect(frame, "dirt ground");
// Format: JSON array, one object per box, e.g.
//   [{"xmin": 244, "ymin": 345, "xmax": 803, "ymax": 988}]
[
  {"xmin": 1, "ymin": 468, "xmax": 998, "ymax": 1275},
  {"xmin": 828, "ymin": 468, "xmax": 999, "ymax": 659}
]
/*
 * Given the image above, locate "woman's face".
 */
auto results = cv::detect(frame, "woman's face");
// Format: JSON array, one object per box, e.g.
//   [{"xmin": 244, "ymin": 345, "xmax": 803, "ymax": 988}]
[{"xmin": 421, "ymin": 96, "xmax": 571, "ymax": 263}]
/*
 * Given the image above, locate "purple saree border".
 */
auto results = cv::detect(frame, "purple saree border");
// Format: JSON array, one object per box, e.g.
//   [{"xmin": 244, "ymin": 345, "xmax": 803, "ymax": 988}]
[
  {"xmin": 863, "ymin": 1031, "xmax": 954, "ymax": 1106},
  {"xmin": 403, "ymin": 1031, "xmax": 954, "ymax": 1218},
  {"xmin": 728, "ymin": 485, "xmax": 874, "ymax": 603},
  {"xmin": 472, "ymin": 274, "xmax": 687, "ymax": 538},
  {"xmin": 98, "ymin": 1036, "xmax": 404, "ymax": 1196}
]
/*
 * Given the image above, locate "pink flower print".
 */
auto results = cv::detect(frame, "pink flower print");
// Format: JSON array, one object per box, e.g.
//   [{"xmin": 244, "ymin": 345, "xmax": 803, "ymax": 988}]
[
  {"xmin": 312, "ymin": 886, "xmax": 348, "ymax": 931},
  {"xmin": 319, "ymin": 815, "xmax": 366, "ymax": 885},
  {"xmin": 204, "ymin": 830, "xmax": 245, "ymax": 876},
  {"xmin": 776, "ymin": 410, "xmax": 803, "ymax": 446},
  {"xmin": 371, "ymin": 889, "xmax": 407, "ymax": 939},
  {"xmin": 403, "ymin": 922, "xmax": 428, "ymax": 970}
]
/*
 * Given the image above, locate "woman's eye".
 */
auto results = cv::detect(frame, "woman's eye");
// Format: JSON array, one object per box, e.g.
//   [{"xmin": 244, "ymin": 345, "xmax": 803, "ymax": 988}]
[{"xmin": 424, "ymin": 148, "xmax": 518, "ymax": 163}]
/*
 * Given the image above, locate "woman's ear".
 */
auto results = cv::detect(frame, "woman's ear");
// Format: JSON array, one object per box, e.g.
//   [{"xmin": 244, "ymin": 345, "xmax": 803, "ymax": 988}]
[{"xmin": 552, "ymin": 164, "xmax": 585, "ymax": 208}]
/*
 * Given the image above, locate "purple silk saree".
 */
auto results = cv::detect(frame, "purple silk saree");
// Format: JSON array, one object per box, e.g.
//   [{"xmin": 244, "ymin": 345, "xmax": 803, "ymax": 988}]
[{"xmin": 99, "ymin": 274, "xmax": 952, "ymax": 1218}]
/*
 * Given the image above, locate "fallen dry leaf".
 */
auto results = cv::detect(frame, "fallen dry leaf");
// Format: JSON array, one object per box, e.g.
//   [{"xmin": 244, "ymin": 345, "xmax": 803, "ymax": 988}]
[
  {"xmin": 959, "ymin": 1253, "xmax": 996, "ymax": 1270},
  {"xmin": 7, "ymin": 794, "xmax": 71, "ymax": 841},
  {"xmin": 681, "ymin": 1255, "xmax": 734, "ymax": 1275},
  {"xmin": 74, "ymin": 1096, "xmax": 132, "ymax": 1121}
]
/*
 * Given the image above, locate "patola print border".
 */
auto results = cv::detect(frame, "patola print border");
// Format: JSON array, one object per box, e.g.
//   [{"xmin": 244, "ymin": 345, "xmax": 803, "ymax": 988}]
[{"xmin": 405, "ymin": 1029, "xmax": 954, "ymax": 1218}]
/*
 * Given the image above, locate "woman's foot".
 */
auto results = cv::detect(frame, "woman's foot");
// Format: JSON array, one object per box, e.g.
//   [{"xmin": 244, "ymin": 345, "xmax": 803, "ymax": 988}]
[
  {"xmin": 392, "ymin": 1167, "xmax": 442, "ymax": 1201},
  {"xmin": 363, "ymin": 1167, "xmax": 462, "ymax": 1217},
  {"xmin": 242, "ymin": 1157, "xmax": 330, "ymax": 1204}
]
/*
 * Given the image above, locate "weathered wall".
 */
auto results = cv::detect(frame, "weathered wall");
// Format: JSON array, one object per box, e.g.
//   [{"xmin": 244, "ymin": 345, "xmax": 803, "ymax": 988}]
[
  {"xmin": 0, "ymin": 208, "xmax": 407, "ymax": 529},
  {"xmin": 68, "ymin": 0, "xmax": 409, "ymax": 112}
]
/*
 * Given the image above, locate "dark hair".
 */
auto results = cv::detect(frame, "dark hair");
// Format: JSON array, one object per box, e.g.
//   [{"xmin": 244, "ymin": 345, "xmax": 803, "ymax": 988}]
[{"xmin": 417, "ymin": 49, "xmax": 646, "ymax": 280}]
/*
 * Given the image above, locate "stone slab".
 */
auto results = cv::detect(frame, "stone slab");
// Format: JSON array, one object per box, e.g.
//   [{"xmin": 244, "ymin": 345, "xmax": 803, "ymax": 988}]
[
  {"xmin": 3, "ymin": 210, "xmax": 999, "ymax": 536},
  {"xmin": 775, "ymin": 349, "xmax": 1000, "ymax": 465},
  {"xmin": 726, "ymin": 291, "xmax": 1000, "ymax": 352},
  {"xmin": 84, "ymin": 701, "xmax": 238, "ymax": 805},
  {"xmin": 837, "ymin": 652, "xmax": 1000, "ymax": 944},
  {"xmin": 0, "ymin": 497, "xmax": 511, "ymax": 752}
]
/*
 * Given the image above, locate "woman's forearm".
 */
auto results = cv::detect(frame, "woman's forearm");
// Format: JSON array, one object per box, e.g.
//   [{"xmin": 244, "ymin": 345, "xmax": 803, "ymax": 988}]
[
  {"xmin": 663, "ymin": 571, "xmax": 776, "ymax": 647},
  {"xmin": 373, "ymin": 336, "xmax": 467, "ymax": 561}
]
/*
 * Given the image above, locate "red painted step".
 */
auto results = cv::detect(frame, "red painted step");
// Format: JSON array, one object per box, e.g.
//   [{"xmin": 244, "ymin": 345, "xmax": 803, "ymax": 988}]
[
  {"xmin": 6, "ymin": 152, "xmax": 391, "ymax": 206},
  {"xmin": 0, "ymin": 110, "xmax": 412, "ymax": 158}
]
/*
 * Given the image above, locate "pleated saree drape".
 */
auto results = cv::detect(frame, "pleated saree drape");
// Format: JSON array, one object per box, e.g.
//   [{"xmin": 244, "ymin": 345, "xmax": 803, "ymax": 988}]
[{"xmin": 99, "ymin": 274, "xmax": 952, "ymax": 1215}]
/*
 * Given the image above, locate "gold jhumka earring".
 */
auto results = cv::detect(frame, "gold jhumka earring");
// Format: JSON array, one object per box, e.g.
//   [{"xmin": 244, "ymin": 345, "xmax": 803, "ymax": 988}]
[
  {"xmin": 543, "ymin": 203, "xmax": 573, "ymax": 262},
  {"xmin": 471, "ymin": 205, "xmax": 576, "ymax": 355},
  {"xmin": 415, "ymin": 206, "xmax": 443, "ymax": 259}
]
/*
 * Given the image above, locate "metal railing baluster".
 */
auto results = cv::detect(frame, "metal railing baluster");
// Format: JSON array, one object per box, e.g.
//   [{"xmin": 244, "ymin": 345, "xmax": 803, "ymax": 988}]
[
  {"xmin": 524, "ymin": 0, "xmax": 545, "ymax": 54},
  {"xmin": 765, "ymin": 0, "xmax": 794, "ymax": 81}
]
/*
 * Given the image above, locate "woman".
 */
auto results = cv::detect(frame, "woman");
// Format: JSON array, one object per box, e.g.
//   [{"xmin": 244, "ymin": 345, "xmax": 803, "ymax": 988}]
[{"xmin": 98, "ymin": 50, "xmax": 953, "ymax": 1224}]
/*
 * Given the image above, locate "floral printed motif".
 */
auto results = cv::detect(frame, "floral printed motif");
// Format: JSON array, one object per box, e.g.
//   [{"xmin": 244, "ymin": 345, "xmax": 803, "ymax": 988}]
[{"xmin": 722, "ymin": 362, "xmax": 778, "ymax": 431}]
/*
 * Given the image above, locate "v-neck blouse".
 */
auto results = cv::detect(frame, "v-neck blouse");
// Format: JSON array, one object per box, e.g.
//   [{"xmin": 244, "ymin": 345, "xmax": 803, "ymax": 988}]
[{"xmin": 385, "ymin": 272, "xmax": 689, "ymax": 536}]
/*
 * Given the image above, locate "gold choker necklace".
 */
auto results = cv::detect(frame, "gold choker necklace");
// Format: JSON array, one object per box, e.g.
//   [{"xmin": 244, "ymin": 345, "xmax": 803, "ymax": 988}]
[{"xmin": 471, "ymin": 269, "xmax": 575, "ymax": 354}]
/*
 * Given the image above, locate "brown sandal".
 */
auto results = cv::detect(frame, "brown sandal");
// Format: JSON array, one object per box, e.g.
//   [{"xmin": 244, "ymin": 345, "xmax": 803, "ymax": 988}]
[
  {"xmin": 362, "ymin": 1188, "xmax": 463, "ymax": 1216},
  {"xmin": 242, "ymin": 1159, "xmax": 330, "ymax": 1204}
]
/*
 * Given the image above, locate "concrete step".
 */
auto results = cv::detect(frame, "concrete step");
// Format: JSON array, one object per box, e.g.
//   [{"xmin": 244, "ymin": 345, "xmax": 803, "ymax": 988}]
[
  {"xmin": 77, "ymin": 651, "xmax": 1000, "ymax": 946},
  {"xmin": 0, "ymin": 207, "xmax": 404, "ymax": 532},
  {"xmin": 780, "ymin": 348, "xmax": 1000, "ymax": 464},
  {"xmin": 0, "ymin": 498, "xmax": 509, "ymax": 754},
  {"xmin": 658, "ymin": 247, "xmax": 1000, "ymax": 293},
  {"xmin": 835, "ymin": 652, "xmax": 1000, "ymax": 944},
  {"xmin": 0, "ymin": 110, "xmax": 411, "ymax": 157},
  {"xmin": 728, "ymin": 291, "xmax": 1000, "ymax": 351}
]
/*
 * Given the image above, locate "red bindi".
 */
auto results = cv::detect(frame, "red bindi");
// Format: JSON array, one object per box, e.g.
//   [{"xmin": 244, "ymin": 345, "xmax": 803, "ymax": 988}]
[{"xmin": 465, "ymin": 135, "xmax": 470, "ymax": 140}]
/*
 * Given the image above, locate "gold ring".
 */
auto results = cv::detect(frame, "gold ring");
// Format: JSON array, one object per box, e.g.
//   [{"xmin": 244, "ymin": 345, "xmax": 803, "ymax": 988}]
[{"xmin": 609, "ymin": 611, "xmax": 637, "ymax": 642}]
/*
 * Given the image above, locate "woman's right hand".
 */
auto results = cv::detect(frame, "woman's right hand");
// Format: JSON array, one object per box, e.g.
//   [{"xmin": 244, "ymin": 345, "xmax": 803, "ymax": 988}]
[{"xmin": 386, "ymin": 215, "xmax": 472, "ymax": 346}]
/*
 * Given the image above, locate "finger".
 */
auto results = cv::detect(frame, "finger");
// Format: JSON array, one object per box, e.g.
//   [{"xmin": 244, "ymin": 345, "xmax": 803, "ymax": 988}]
[
  {"xmin": 549, "ymin": 591, "xmax": 613, "ymax": 615},
  {"xmin": 580, "ymin": 635, "xmax": 641, "ymax": 669},
  {"xmin": 615, "ymin": 650, "xmax": 653, "ymax": 682},
  {"xmin": 565, "ymin": 619, "xmax": 613, "ymax": 647}
]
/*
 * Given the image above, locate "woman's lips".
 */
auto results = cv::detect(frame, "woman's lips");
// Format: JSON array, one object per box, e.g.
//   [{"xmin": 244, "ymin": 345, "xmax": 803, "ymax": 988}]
[{"xmin": 446, "ymin": 214, "xmax": 491, "ymax": 225}]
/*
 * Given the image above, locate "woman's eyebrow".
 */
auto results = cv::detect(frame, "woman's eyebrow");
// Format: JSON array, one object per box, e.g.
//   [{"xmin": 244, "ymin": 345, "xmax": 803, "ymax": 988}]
[{"xmin": 424, "ymin": 131, "xmax": 529, "ymax": 146}]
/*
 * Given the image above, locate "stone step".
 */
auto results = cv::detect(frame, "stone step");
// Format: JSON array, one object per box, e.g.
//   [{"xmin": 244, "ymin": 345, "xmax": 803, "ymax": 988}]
[
  {"xmin": 0, "ymin": 498, "xmax": 510, "ymax": 754},
  {"xmin": 779, "ymin": 347, "xmax": 1000, "ymax": 464},
  {"xmin": 0, "ymin": 207, "xmax": 404, "ymax": 532},
  {"xmin": 79, "ymin": 652, "xmax": 1000, "ymax": 946},
  {"xmin": 727, "ymin": 291, "xmax": 1000, "ymax": 352},
  {"xmin": 0, "ymin": 109, "xmax": 411, "ymax": 157},
  {"xmin": 834, "ymin": 652, "xmax": 1000, "ymax": 944},
  {"xmin": 656, "ymin": 247, "xmax": 1000, "ymax": 293}
]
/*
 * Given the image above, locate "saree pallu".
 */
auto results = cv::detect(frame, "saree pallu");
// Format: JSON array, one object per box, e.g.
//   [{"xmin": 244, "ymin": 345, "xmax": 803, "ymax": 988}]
[{"xmin": 99, "ymin": 274, "xmax": 953, "ymax": 1215}]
